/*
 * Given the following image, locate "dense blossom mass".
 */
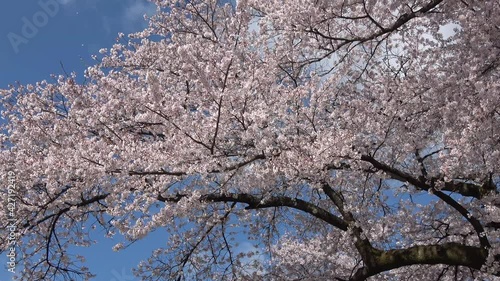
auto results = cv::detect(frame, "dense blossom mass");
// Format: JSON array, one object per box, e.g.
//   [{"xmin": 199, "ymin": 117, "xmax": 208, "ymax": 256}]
[{"xmin": 1, "ymin": 0, "xmax": 500, "ymax": 280}]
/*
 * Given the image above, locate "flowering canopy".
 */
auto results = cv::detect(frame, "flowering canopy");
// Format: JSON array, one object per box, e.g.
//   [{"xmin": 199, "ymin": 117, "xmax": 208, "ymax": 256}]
[{"xmin": 1, "ymin": 0, "xmax": 500, "ymax": 280}]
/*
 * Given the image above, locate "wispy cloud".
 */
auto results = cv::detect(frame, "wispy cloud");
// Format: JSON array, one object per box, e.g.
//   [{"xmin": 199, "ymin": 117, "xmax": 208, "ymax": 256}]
[
  {"xmin": 101, "ymin": 15, "xmax": 112, "ymax": 35},
  {"xmin": 122, "ymin": 0, "xmax": 156, "ymax": 31},
  {"xmin": 57, "ymin": 0, "xmax": 76, "ymax": 5},
  {"xmin": 58, "ymin": 0, "xmax": 102, "ymax": 11}
]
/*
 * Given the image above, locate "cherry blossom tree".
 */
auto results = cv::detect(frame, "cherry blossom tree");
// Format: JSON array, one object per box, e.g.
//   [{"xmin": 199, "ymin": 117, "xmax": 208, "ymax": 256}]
[{"xmin": 1, "ymin": 0, "xmax": 499, "ymax": 280}]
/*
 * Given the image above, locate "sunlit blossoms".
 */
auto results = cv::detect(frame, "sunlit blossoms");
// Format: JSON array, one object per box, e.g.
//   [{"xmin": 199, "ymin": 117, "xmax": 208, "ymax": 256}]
[{"xmin": 1, "ymin": 0, "xmax": 499, "ymax": 280}]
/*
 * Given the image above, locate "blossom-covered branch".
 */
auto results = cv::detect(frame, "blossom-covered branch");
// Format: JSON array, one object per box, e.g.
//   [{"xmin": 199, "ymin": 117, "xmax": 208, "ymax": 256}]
[{"xmin": 1, "ymin": 0, "xmax": 499, "ymax": 280}]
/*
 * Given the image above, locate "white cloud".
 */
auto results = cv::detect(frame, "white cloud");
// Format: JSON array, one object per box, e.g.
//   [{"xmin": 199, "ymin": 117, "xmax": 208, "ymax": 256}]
[{"xmin": 122, "ymin": 0, "xmax": 156, "ymax": 31}]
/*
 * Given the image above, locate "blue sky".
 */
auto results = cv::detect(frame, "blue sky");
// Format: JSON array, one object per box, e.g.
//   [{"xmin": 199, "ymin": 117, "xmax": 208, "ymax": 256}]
[
  {"xmin": 0, "ymin": 1, "xmax": 164, "ymax": 280},
  {"xmin": 0, "ymin": 0, "xmax": 156, "ymax": 87}
]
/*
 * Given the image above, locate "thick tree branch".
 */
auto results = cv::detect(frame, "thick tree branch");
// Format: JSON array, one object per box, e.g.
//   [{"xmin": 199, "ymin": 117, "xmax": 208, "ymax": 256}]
[
  {"xmin": 308, "ymin": 0, "xmax": 443, "ymax": 45},
  {"xmin": 355, "ymin": 154, "xmax": 495, "ymax": 199},
  {"xmin": 350, "ymin": 243, "xmax": 494, "ymax": 281},
  {"xmin": 360, "ymin": 155, "xmax": 491, "ymax": 249},
  {"xmin": 442, "ymin": 180, "xmax": 496, "ymax": 199},
  {"xmin": 321, "ymin": 182, "xmax": 378, "ymax": 268},
  {"xmin": 157, "ymin": 192, "xmax": 349, "ymax": 231}
]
